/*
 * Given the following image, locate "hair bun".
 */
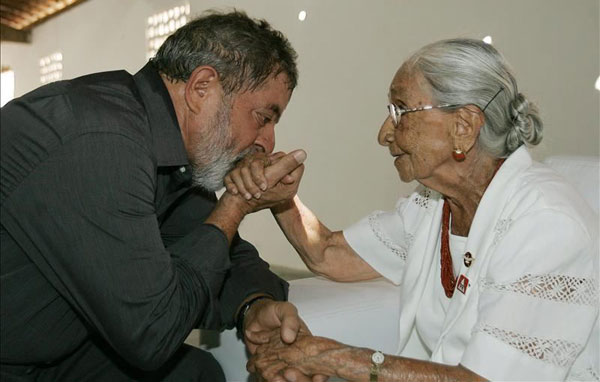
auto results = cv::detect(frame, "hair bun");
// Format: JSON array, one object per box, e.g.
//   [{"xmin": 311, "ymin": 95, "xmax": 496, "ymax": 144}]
[{"xmin": 506, "ymin": 93, "xmax": 543, "ymax": 152}]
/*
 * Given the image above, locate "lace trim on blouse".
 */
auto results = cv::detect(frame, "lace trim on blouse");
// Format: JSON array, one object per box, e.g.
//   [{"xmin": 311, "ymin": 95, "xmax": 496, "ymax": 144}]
[
  {"xmin": 412, "ymin": 188, "xmax": 433, "ymax": 209},
  {"xmin": 568, "ymin": 365, "xmax": 600, "ymax": 382},
  {"xmin": 368, "ymin": 212, "xmax": 413, "ymax": 261},
  {"xmin": 492, "ymin": 218, "xmax": 513, "ymax": 246},
  {"xmin": 481, "ymin": 274, "xmax": 599, "ymax": 306},
  {"xmin": 474, "ymin": 322, "xmax": 583, "ymax": 368}
]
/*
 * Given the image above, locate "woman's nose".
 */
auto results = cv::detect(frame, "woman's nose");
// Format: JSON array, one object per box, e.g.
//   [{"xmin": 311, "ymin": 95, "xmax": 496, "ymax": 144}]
[{"xmin": 377, "ymin": 116, "xmax": 395, "ymax": 146}]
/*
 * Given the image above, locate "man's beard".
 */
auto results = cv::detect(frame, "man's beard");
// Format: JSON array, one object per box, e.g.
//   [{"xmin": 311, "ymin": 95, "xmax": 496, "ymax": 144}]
[{"xmin": 190, "ymin": 97, "xmax": 255, "ymax": 191}]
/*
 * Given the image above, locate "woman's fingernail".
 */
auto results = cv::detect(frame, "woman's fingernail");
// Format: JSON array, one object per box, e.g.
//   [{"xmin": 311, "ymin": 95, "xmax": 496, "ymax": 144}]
[
  {"xmin": 254, "ymin": 193, "xmax": 261, "ymax": 199},
  {"xmin": 260, "ymin": 183, "xmax": 267, "ymax": 191},
  {"xmin": 245, "ymin": 193, "xmax": 252, "ymax": 200},
  {"xmin": 292, "ymin": 150, "xmax": 307, "ymax": 163}
]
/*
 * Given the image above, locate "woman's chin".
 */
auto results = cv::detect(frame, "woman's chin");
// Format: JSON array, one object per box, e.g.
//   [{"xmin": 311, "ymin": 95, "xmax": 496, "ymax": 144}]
[
  {"xmin": 397, "ymin": 172, "xmax": 415, "ymax": 183},
  {"xmin": 396, "ymin": 168, "xmax": 415, "ymax": 183},
  {"xmin": 394, "ymin": 160, "xmax": 415, "ymax": 183}
]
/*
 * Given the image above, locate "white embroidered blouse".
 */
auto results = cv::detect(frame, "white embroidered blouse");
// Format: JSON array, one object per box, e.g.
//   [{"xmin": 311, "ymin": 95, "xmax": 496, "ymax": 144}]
[{"xmin": 343, "ymin": 147, "xmax": 599, "ymax": 381}]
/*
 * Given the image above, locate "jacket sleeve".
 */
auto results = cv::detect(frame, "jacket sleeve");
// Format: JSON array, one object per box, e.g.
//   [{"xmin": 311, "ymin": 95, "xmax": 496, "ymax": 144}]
[
  {"xmin": 218, "ymin": 232, "xmax": 289, "ymax": 330},
  {"xmin": 157, "ymin": 185, "xmax": 289, "ymax": 331}
]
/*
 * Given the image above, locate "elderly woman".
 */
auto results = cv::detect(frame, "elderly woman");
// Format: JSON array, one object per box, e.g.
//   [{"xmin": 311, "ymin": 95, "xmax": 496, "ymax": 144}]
[{"xmin": 225, "ymin": 39, "xmax": 599, "ymax": 381}]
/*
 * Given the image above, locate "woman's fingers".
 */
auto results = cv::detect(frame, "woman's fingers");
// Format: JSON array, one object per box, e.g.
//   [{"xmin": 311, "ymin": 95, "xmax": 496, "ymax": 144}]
[
  {"xmin": 250, "ymin": 157, "xmax": 269, "ymax": 191},
  {"xmin": 249, "ymin": 354, "xmax": 289, "ymax": 382},
  {"xmin": 284, "ymin": 368, "xmax": 318, "ymax": 382}
]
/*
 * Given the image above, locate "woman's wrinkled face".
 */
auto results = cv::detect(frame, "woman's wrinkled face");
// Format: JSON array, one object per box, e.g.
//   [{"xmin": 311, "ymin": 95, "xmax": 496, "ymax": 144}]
[{"xmin": 378, "ymin": 67, "xmax": 455, "ymax": 184}]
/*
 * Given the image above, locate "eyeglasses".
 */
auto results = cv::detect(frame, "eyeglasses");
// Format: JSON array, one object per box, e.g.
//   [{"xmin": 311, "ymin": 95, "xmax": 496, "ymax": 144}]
[
  {"xmin": 387, "ymin": 103, "xmax": 462, "ymax": 127},
  {"xmin": 387, "ymin": 87, "xmax": 504, "ymax": 127},
  {"xmin": 388, "ymin": 86, "xmax": 504, "ymax": 127}
]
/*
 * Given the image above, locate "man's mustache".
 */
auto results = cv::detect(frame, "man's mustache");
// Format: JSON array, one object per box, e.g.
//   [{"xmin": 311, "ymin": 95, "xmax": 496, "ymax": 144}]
[{"xmin": 233, "ymin": 145, "xmax": 260, "ymax": 165}]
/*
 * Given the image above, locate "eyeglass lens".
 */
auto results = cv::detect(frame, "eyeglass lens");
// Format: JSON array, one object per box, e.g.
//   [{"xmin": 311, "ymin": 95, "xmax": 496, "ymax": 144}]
[{"xmin": 388, "ymin": 104, "xmax": 398, "ymax": 125}]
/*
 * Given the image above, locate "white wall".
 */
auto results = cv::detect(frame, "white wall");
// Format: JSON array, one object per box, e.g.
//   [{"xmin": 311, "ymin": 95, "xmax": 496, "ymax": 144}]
[{"xmin": 2, "ymin": 0, "xmax": 598, "ymax": 272}]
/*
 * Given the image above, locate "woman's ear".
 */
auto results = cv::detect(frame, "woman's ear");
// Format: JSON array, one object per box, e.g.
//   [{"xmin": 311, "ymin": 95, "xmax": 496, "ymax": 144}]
[
  {"xmin": 453, "ymin": 105, "xmax": 485, "ymax": 152},
  {"xmin": 184, "ymin": 66, "xmax": 220, "ymax": 114}
]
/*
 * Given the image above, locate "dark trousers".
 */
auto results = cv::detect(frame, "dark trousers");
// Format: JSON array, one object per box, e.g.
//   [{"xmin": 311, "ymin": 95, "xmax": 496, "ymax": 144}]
[{"xmin": 0, "ymin": 340, "xmax": 225, "ymax": 382}]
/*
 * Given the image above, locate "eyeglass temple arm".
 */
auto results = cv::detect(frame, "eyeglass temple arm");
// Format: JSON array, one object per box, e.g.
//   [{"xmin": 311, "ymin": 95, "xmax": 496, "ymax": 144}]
[{"xmin": 482, "ymin": 87, "xmax": 504, "ymax": 111}]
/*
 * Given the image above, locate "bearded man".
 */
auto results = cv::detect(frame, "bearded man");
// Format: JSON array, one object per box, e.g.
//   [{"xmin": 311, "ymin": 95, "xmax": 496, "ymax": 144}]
[{"xmin": 0, "ymin": 10, "xmax": 309, "ymax": 382}]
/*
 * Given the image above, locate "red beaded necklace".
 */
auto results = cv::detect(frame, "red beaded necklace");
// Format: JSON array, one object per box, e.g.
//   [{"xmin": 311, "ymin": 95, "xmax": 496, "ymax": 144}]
[{"xmin": 440, "ymin": 159, "xmax": 505, "ymax": 298}]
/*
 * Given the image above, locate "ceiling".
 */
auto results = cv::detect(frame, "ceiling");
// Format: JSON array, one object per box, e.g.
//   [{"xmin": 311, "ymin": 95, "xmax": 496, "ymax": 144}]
[{"xmin": 1, "ymin": 0, "xmax": 87, "ymax": 42}]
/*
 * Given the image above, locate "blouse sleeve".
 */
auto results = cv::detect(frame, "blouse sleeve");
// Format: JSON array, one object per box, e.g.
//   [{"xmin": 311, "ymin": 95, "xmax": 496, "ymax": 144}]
[
  {"xmin": 460, "ymin": 209, "xmax": 599, "ymax": 380},
  {"xmin": 342, "ymin": 197, "xmax": 414, "ymax": 285}
]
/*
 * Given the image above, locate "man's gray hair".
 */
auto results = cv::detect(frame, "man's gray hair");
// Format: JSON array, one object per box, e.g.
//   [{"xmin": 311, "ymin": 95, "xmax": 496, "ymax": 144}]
[
  {"xmin": 151, "ymin": 10, "xmax": 298, "ymax": 95},
  {"xmin": 404, "ymin": 38, "xmax": 543, "ymax": 157}
]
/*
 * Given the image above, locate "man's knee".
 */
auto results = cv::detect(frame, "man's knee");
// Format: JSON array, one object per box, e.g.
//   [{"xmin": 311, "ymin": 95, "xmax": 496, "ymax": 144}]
[{"xmin": 152, "ymin": 345, "xmax": 225, "ymax": 382}]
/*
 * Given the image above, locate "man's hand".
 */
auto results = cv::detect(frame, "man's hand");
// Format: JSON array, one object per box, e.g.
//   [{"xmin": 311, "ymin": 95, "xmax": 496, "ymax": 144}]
[
  {"xmin": 243, "ymin": 300, "xmax": 328, "ymax": 382},
  {"xmin": 242, "ymin": 299, "xmax": 308, "ymax": 354}
]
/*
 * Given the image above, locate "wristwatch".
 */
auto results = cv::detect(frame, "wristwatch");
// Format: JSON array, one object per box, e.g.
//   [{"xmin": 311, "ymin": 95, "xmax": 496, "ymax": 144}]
[
  {"xmin": 235, "ymin": 295, "xmax": 272, "ymax": 337},
  {"xmin": 369, "ymin": 350, "xmax": 385, "ymax": 382}
]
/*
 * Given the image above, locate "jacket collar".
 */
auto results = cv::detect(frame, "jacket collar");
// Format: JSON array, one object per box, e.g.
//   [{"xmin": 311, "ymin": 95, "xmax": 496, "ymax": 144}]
[{"xmin": 133, "ymin": 62, "xmax": 189, "ymax": 167}]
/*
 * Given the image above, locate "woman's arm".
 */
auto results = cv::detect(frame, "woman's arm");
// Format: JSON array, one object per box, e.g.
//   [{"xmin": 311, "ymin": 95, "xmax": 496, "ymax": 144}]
[
  {"xmin": 271, "ymin": 196, "xmax": 379, "ymax": 282},
  {"xmin": 224, "ymin": 152, "xmax": 380, "ymax": 282},
  {"xmin": 249, "ymin": 335, "xmax": 487, "ymax": 382}
]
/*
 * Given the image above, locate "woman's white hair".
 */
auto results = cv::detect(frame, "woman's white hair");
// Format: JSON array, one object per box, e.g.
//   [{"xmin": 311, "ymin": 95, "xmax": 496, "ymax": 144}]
[{"xmin": 404, "ymin": 38, "xmax": 543, "ymax": 157}]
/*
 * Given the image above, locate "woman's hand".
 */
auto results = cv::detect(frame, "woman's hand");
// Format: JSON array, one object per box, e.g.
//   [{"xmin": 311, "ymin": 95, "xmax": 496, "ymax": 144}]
[
  {"xmin": 224, "ymin": 151, "xmax": 299, "ymax": 201},
  {"xmin": 220, "ymin": 149, "xmax": 306, "ymax": 215},
  {"xmin": 248, "ymin": 332, "xmax": 340, "ymax": 381}
]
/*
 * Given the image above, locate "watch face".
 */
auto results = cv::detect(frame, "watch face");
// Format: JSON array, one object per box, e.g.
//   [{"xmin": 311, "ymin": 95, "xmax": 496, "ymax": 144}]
[{"xmin": 372, "ymin": 351, "xmax": 385, "ymax": 364}]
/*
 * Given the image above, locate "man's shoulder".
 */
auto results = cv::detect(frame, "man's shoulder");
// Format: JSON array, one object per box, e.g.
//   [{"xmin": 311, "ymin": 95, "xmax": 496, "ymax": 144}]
[
  {"xmin": 16, "ymin": 69, "xmax": 134, "ymax": 102},
  {"xmin": 60, "ymin": 70, "xmax": 152, "ymax": 141},
  {"xmin": 2, "ymin": 69, "xmax": 155, "ymax": 174},
  {"xmin": 68, "ymin": 70, "xmax": 144, "ymax": 114},
  {"xmin": 69, "ymin": 70, "xmax": 137, "ymax": 97}
]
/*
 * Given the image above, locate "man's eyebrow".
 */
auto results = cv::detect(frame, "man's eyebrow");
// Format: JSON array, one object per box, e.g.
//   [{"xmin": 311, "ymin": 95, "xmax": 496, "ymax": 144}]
[{"xmin": 267, "ymin": 104, "xmax": 282, "ymax": 121}]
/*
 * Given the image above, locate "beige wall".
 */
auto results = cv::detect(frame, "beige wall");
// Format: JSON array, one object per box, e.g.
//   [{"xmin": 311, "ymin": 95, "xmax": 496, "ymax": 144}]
[{"xmin": 2, "ymin": 0, "xmax": 598, "ymax": 271}]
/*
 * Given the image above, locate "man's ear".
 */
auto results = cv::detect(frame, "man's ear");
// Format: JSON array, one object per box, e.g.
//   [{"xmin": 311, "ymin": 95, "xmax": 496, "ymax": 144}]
[
  {"xmin": 184, "ymin": 66, "xmax": 220, "ymax": 114},
  {"xmin": 452, "ymin": 105, "xmax": 485, "ymax": 152}
]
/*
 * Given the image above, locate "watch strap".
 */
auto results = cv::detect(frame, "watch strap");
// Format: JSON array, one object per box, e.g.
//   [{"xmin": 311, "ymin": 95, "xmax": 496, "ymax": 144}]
[
  {"xmin": 369, "ymin": 351, "xmax": 384, "ymax": 382},
  {"xmin": 235, "ymin": 295, "xmax": 272, "ymax": 336}
]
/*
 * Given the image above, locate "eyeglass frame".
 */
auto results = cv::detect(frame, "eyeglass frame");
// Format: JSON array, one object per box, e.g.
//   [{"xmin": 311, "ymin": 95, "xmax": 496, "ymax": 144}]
[
  {"xmin": 387, "ymin": 87, "xmax": 504, "ymax": 127},
  {"xmin": 387, "ymin": 103, "xmax": 463, "ymax": 127}
]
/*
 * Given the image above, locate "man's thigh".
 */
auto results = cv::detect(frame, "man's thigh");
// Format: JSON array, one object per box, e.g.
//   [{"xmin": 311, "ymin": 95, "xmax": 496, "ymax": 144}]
[{"xmin": 36, "ymin": 340, "xmax": 225, "ymax": 382}]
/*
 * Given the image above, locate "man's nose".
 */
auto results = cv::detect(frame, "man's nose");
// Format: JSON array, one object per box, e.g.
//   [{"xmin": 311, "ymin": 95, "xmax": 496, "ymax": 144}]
[
  {"xmin": 377, "ymin": 116, "xmax": 395, "ymax": 146},
  {"xmin": 257, "ymin": 124, "xmax": 276, "ymax": 154}
]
